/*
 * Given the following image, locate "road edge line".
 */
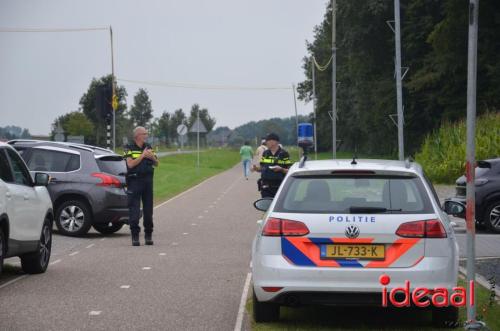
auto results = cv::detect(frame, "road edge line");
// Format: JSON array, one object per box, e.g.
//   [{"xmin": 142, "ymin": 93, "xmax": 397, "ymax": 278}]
[
  {"xmin": 234, "ymin": 272, "xmax": 252, "ymax": 331},
  {"xmin": 0, "ymin": 275, "xmax": 28, "ymax": 290}
]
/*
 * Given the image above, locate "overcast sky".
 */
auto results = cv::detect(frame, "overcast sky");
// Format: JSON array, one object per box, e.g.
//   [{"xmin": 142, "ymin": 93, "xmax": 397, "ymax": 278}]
[{"xmin": 0, "ymin": 0, "xmax": 328, "ymax": 135}]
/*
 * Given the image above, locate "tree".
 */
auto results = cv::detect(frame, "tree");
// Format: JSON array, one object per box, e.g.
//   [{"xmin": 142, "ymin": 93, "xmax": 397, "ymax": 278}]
[
  {"xmin": 187, "ymin": 104, "xmax": 216, "ymax": 132},
  {"xmin": 129, "ymin": 88, "xmax": 154, "ymax": 127},
  {"xmin": 297, "ymin": 0, "xmax": 500, "ymax": 156},
  {"xmin": 157, "ymin": 111, "xmax": 171, "ymax": 142},
  {"xmin": 50, "ymin": 111, "xmax": 94, "ymax": 142},
  {"xmin": 169, "ymin": 108, "xmax": 187, "ymax": 142},
  {"xmin": 79, "ymin": 75, "xmax": 128, "ymax": 146}
]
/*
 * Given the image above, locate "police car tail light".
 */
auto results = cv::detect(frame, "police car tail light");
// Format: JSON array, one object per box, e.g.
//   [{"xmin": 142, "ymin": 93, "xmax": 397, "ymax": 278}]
[
  {"xmin": 262, "ymin": 218, "xmax": 309, "ymax": 237},
  {"xmin": 92, "ymin": 173, "xmax": 121, "ymax": 188},
  {"xmin": 396, "ymin": 220, "xmax": 446, "ymax": 238}
]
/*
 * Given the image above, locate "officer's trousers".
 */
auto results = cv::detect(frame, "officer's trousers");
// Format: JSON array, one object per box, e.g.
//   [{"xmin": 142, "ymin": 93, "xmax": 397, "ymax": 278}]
[{"xmin": 127, "ymin": 176, "xmax": 154, "ymax": 235}]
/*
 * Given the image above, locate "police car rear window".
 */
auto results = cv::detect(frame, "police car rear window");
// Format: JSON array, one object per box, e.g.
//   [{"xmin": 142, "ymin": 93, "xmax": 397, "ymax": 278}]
[{"xmin": 274, "ymin": 175, "xmax": 434, "ymax": 214}]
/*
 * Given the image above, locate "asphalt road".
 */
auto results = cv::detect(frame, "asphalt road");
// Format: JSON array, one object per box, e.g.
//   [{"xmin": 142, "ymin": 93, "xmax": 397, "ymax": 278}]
[{"xmin": 0, "ymin": 164, "xmax": 260, "ymax": 331}]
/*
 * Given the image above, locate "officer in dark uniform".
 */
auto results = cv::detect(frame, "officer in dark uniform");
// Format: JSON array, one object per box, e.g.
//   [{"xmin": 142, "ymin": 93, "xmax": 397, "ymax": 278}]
[
  {"xmin": 124, "ymin": 126, "xmax": 159, "ymax": 246},
  {"xmin": 252, "ymin": 133, "xmax": 292, "ymax": 198}
]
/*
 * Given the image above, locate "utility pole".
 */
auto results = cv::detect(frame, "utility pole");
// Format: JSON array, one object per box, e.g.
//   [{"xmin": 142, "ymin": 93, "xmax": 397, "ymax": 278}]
[
  {"xmin": 464, "ymin": 1, "xmax": 483, "ymax": 330},
  {"xmin": 331, "ymin": 0, "xmax": 337, "ymax": 159},
  {"xmin": 197, "ymin": 107, "xmax": 200, "ymax": 169},
  {"xmin": 393, "ymin": 0, "xmax": 404, "ymax": 161},
  {"xmin": 311, "ymin": 57, "xmax": 318, "ymax": 160},
  {"xmin": 292, "ymin": 84, "xmax": 300, "ymax": 159},
  {"xmin": 110, "ymin": 26, "xmax": 116, "ymax": 151}
]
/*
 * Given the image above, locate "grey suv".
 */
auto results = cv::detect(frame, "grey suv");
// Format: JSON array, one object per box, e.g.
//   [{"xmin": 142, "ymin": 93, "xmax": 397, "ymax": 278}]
[{"xmin": 9, "ymin": 140, "xmax": 130, "ymax": 236}]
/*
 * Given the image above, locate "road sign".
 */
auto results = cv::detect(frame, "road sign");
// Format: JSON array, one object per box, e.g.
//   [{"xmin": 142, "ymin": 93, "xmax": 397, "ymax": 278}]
[
  {"xmin": 177, "ymin": 124, "xmax": 188, "ymax": 136},
  {"xmin": 189, "ymin": 119, "xmax": 207, "ymax": 133},
  {"xmin": 67, "ymin": 136, "xmax": 84, "ymax": 144}
]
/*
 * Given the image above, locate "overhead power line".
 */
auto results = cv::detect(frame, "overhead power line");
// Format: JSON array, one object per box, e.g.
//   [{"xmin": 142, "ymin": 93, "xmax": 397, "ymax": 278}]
[
  {"xmin": 117, "ymin": 78, "xmax": 292, "ymax": 91},
  {"xmin": 0, "ymin": 27, "xmax": 109, "ymax": 33}
]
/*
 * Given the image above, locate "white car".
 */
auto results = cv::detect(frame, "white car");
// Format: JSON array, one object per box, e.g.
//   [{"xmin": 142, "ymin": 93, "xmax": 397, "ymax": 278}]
[
  {"xmin": 252, "ymin": 159, "xmax": 460, "ymax": 327},
  {"xmin": 0, "ymin": 142, "xmax": 53, "ymax": 274}
]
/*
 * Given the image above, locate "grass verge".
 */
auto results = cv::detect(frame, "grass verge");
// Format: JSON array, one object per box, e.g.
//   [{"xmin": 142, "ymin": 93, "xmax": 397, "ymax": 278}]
[
  {"xmin": 153, "ymin": 148, "xmax": 240, "ymax": 204},
  {"xmin": 247, "ymin": 279, "xmax": 499, "ymax": 330}
]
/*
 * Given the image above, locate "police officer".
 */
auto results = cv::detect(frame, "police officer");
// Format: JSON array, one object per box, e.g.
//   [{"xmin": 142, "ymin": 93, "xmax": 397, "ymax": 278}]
[
  {"xmin": 124, "ymin": 126, "xmax": 159, "ymax": 246},
  {"xmin": 252, "ymin": 133, "xmax": 292, "ymax": 198}
]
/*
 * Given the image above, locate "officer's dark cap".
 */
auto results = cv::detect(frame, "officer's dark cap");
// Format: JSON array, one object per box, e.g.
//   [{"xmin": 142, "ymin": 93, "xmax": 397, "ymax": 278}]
[{"xmin": 265, "ymin": 133, "xmax": 280, "ymax": 142}]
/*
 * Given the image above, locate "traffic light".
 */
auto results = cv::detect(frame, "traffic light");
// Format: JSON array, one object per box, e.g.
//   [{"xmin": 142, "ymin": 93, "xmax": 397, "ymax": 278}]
[{"xmin": 95, "ymin": 85, "xmax": 113, "ymax": 120}]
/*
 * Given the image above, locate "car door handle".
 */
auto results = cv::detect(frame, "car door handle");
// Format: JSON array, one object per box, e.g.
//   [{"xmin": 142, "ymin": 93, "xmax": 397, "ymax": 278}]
[
  {"xmin": 6, "ymin": 192, "xmax": 11, "ymax": 198},
  {"xmin": 50, "ymin": 177, "xmax": 58, "ymax": 183}
]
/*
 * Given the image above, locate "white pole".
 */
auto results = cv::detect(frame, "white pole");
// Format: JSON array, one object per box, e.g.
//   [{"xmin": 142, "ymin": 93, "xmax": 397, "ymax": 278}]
[
  {"xmin": 394, "ymin": 0, "xmax": 404, "ymax": 161},
  {"xmin": 331, "ymin": 0, "xmax": 337, "ymax": 159},
  {"xmin": 311, "ymin": 57, "xmax": 318, "ymax": 160},
  {"xmin": 197, "ymin": 108, "xmax": 200, "ymax": 169},
  {"xmin": 110, "ymin": 26, "xmax": 116, "ymax": 151},
  {"xmin": 465, "ymin": 1, "xmax": 483, "ymax": 330}
]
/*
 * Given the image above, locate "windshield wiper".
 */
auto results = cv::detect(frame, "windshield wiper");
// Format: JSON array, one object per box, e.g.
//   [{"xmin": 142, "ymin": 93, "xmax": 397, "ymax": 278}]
[{"xmin": 349, "ymin": 206, "xmax": 403, "ymax": 214}]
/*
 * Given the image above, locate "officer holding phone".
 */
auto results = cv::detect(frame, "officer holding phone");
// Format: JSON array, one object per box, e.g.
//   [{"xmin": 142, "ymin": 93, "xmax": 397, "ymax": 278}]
[
  {"xmin": 252, "ymin": 133, "xmax": 292, "ymax": 198},
  {"xmin": 124, "ymin": 126, "xmax": 159, "ymax": 246}
]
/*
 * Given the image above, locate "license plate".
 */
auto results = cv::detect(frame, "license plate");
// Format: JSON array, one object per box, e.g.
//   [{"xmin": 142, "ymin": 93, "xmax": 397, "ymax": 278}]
[{"xmin": 320, "ymin": 244, "xmax": 385, "ymax": 260}]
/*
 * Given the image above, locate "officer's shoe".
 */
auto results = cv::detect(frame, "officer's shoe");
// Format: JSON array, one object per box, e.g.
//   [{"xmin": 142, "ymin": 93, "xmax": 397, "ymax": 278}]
[
  {"xmin": 145, "ymin": 233, "xmax": 154, "ymax": 246},
  {"xmin": 131, "ymin": 233, "xmax": 140, "ymax": 246}
]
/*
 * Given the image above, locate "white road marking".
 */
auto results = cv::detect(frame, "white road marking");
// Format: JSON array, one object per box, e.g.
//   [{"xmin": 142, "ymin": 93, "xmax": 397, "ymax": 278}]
[
  {"xmin": 183, "ymin": 232, "xmax": 189, "ymax": 235},
  {"xmin": 0, "ymin": 275, "xmax": 28, "ymax": 290},
  {"xmin": 159, "ymin": 253, "xmax": 166, "ymax": 256},
  {"xmin": 86, "ymin": 244, "xmax": 95, "ymax": 249},
  {"xmin": 89, "ymin": 311, "xmax": 102, "ymax": 316},
  {"xmin": 100, "ymin": 238, "xmax": 105, "ymax": 241},
  {"xmin": 198, "ymin": 215, "xmax": 203, "ymax": 219},
  {"xmin": 234, "ymin": 272, "xmax": 252, "ymax": 331},
  {"xmin": 172, "ymin": 242, "xmax": 179, "ymax": 246},
  {"xmin": 142, "ymin": 267, "xmax": 152, "ymax": 270},
  {"xmin": 50, "ymin": 259, "xmax": 62, "ymax": 265},
  {"xmin": 191, "ymin": 223, "xmax": 197, "ymax": 226},
  {"xmin": 69, "ymin": 251, "xmax": 80, "ymax": 256},
  {"xmin": 120, "ymin": 285, "xmax": 131, "ymax": 289}
]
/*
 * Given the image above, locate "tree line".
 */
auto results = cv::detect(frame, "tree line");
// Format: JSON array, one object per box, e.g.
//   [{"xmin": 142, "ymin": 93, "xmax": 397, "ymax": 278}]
[
  {"xmin": 297, "ymin": 0, "xmax": 500, "ymax": 156},
  {"xmin": 51, "ymin": 75, "xmax": 216, "ymax": 147}
]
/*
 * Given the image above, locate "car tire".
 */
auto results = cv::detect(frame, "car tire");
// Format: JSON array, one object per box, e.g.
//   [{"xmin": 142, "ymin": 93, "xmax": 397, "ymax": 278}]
[
  {"xmin": 484, "ymin": 200, "xmax": 500, "ymax": 234},
  {"xmin": 92, "ymin": 222, "xmax": 124, "ymax": 235},
  {"xmin": 55, "ymin": 200, "xmax": 92, "ymax": 237},
  {"xmin": 432, "ymin": 306, "xmax": 459, "ymax": 328},
  {"xmin": 0, "ymin": 229, "xmax": 5, "ymax": 275},
  {"xmin": 20, "ymin": 220, "xmax": 52, "ymax": 274},
  {"xmin": 253, "ymin": 290, "xmax": 280, "ymax": 323}
]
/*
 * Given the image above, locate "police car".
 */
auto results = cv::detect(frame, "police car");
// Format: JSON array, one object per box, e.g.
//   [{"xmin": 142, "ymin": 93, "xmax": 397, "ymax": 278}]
[{"xmin": 252, "ymin": 159, "xmax": 460, "ymax": 327}]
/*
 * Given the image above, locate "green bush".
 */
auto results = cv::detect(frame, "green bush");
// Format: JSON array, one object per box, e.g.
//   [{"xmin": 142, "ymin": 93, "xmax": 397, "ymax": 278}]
[{"xmin": 415, "ymin": 112, "xmax": 500, "ymax": 184}]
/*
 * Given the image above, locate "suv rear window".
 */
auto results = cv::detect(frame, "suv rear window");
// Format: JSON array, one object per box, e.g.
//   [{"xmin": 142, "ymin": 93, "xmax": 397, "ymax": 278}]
[
  {"xmin": 96, "ymin": 156, "xmax": 127, "ymax": 176},
  {"xmin": 27, "ymin": 149, "xmax": 80, "ymax": 172},
  {"xmin": 274, "ymin": 175, "xmax": 434, "ymax": 214}
]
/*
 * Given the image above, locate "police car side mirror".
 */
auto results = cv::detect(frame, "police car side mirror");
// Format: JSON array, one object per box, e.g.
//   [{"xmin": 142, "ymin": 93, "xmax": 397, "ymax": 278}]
[
  {"xmin": 254, "ymin": 198, "xmax": 273, "ymax": 212},
  {"xmin": 443, "ymin": 200, "xmax": 466, "ymax": 219}
]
